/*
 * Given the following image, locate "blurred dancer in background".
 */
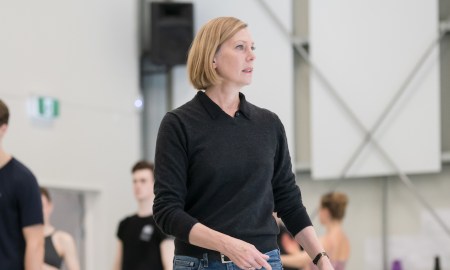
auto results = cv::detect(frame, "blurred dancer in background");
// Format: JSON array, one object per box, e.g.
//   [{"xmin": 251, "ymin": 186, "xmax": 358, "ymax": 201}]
[
  {"xmin": 113, "ymin": 161, "xmax": 174, "ymax": 270},
  {"xmin": 40, "ymin": 187, "xmax": 80, "ymax": 270},
  {"xmin": 281, "ymin": 192, "xmax": 350, "ymax": 270}
]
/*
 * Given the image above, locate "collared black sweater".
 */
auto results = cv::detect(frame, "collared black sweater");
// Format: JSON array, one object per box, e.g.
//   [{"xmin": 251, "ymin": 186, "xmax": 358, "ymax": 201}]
[{"xmin": 153, "ymin": 91, "xmax": 312, "ymax": 256}]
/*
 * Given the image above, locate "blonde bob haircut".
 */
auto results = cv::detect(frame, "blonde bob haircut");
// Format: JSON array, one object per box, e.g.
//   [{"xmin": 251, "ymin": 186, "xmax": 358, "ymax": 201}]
[{"xmin": 187, "ymin": 17, "xmax": 248, "ymax": 90}]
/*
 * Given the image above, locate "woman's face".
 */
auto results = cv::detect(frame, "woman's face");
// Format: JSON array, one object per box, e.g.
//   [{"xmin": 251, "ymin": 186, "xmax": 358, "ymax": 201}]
[{"xmin": 213, "ymin": 28, "xmax": 256, "ymax": 88}]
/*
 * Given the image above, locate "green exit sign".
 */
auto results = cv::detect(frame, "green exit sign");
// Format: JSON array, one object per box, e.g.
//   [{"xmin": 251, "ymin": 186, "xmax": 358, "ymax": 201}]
[{"xmin": 29, "ymin": 96, "xmax": 60, "ymax": 119}]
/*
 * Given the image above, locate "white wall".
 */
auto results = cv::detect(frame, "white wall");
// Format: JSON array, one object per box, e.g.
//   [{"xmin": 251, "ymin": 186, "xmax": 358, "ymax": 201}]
[
  {"xmin": 310, "ymin": 0, "xmax": 441, "ymax": 179},
  {"xmin": 0, "ymin": 0, "xmax": 141, "ymax": 269},
  {"xmin": 294, "ymin": 1, "xmax": 450, "ymax": 269}
]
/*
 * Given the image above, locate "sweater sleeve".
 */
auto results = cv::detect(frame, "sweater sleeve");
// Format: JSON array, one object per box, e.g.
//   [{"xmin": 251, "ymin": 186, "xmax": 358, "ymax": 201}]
[
  {"xmin": 153, "ymin": 112, "xmax": 199, "ymax": 242},
  {"xmin": 271, "ymin": 115, "xmax": 312, "ymax": 236}
]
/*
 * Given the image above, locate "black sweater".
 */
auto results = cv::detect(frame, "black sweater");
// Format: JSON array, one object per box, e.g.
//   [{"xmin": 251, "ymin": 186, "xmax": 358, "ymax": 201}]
[{"xmin": 153, "ymin": 91, "xmax": 312, "ymax": 256}]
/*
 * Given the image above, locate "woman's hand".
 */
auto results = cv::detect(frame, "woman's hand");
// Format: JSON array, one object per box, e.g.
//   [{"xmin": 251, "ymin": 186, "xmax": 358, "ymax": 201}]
[
  {"xmin": 189, "ymin": 223, "xmax": 272, "ymax": 270},
  {"xmin": 220, "ymin": 237, "xmax": 272, "ymax": 270}
]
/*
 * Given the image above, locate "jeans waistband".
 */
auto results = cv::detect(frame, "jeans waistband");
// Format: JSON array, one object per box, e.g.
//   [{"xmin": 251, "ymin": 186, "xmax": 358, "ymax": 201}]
[
  {"xmin": 174, "ymin": 237, "xmax": 278, "ymax": 261},
  {"xmin": 176, "ymin": 249, "xmax": 228, "ymax": 263},
  {"xmin": 173, "ymin": 249, "xmax": 281, "ymax": 268}
]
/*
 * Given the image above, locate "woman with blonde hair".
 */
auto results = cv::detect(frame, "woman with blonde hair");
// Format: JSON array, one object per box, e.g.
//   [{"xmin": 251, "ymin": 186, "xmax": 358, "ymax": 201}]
[
  {"xmin": 153, "ymin": 16, "xmax": 334, "ymax": 270},
  {"xmin": 281, "ymin": 192, "xmax": 350, "ymax": 270}
]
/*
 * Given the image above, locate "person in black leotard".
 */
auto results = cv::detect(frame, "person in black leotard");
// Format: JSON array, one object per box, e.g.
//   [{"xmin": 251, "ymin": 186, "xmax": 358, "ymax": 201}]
[
  {"xmin": 44, "ymin": 230, "xmax": 63, "ymax": 268},
  {"xmin": 40, "ymin": 187, "xmax": 80, "ymax": 270}
]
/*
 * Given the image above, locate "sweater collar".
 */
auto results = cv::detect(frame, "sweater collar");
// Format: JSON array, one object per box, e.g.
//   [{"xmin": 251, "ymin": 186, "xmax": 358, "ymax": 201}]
[{"xmin": 197, "ymin": 91, "xmax": 251, "ymax": 120}]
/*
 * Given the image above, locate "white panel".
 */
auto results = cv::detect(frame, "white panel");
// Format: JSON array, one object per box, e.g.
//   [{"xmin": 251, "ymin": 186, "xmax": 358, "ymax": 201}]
[
  {"xmin": 310, "ymin": 0, "xmax": 441, "ymax": 179},
  {"xmin": 171, "ymin": 0, "xmax": 296, "ymax": 160}
]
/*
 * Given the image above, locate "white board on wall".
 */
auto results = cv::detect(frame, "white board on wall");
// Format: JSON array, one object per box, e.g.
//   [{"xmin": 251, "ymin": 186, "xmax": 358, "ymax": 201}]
[{"xmin": 310, "ymin": 0, "xmax": 441, "ymax": 179}]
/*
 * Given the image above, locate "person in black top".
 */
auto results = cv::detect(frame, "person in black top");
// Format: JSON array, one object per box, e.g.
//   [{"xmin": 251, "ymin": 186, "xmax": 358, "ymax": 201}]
[
  {"xmin": 153, "ymin": 17, "xmax": 334, "ymax": 270},
  {"xmin": 0, "ymin": 99, "xmax": 44, "ymax": 270},
  {"xmin": 113, "ymin": 161, "xmax": 174, "ymax": 270},
  {"xmin": 40, "ymin": 187, "xmax": 80, "ymax": 270}
]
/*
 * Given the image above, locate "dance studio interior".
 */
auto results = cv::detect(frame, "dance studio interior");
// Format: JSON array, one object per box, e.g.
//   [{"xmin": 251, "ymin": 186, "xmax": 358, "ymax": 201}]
[{"xmin": 1, "ymin": 0, "xmax": 449, "ymax": 269}]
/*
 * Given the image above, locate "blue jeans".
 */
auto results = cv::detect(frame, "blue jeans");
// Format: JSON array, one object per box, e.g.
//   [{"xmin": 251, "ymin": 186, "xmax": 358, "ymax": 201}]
[{"xmin": 173, "ymin": 249, "xmax": 283, "ymax": 270}]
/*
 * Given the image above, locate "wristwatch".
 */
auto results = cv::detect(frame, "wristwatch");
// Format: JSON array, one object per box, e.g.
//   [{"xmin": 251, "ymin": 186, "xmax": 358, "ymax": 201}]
[{"xmin": 313, "ymin": 251, "xmax": 329, "ymax": 265}]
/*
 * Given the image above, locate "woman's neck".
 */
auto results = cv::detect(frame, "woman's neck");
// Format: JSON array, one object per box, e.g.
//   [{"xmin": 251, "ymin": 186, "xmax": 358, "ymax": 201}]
[
  {"xmin": 205, "ymin": 85, "xmax": 240, "ymax": 116},
  {"xmin": 325, "ymin": 219, "xmax": 343, "ymax": 233}
]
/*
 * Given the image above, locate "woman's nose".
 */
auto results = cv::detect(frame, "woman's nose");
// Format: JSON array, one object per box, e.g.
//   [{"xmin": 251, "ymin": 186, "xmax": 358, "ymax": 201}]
[{"xmin": 247, "ymin": 49, "xmax": 256, "ymax": 61}]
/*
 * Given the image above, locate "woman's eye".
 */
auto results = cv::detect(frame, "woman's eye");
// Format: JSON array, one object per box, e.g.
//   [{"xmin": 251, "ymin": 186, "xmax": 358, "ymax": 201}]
[
  {"xmin": 236, "ymin": 45, "xmax": 244, "ymax": 50},
  {"xmin": 251, "ymin": 46, "xmax": 256, "ymax": 51}
]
